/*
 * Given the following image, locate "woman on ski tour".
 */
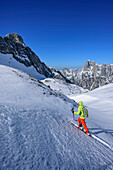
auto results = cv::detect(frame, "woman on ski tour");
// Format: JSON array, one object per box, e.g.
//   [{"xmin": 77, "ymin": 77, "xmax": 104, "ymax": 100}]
[{"xmin": 73, "ymin": 101, "xmax": 89, "ymax": 135}]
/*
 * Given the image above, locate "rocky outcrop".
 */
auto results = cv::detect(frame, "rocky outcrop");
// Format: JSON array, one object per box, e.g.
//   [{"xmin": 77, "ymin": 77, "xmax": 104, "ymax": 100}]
[
  {"xmin": 60, "ymin": 60, "xmax": 113, "ymax": 90},
  {"xmin": 0, "ymin": 33, "xmax": 53, "ymax": 78},
  {"xmin": 50, "ymin": 68, "xmax": 71, "ymax": 83}
]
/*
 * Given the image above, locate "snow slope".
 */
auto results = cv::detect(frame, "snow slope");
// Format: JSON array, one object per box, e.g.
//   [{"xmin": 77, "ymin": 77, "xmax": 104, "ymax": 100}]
[
  {"xmin": 0, "ymin": 65, "xmax": 113, "ymax": 170},
  {"xmin": 70, "ymin": 83, "xmax": 113, "ymax": 150},
  {"xmin": 0, "ymin": 53, "xmax": 45, "ymax": 79},
  {"xmin": 42, "ymin": 78, "xmax": 86, "ymax": 97}
]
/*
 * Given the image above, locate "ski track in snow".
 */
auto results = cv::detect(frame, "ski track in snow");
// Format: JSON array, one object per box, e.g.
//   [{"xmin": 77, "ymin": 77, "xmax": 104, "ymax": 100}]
[{"xmin": 71, "ymin": 121, "xmax": 113, "ymax": 151}]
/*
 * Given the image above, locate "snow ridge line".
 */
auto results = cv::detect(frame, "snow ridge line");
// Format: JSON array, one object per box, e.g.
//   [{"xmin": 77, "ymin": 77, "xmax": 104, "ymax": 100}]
[{"xmin": 71, "ymin": 121, "xmax": 113, "ymax": 151}]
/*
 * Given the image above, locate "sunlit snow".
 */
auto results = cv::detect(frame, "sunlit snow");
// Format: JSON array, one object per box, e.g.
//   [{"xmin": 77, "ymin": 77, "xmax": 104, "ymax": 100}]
[{"xmin": 0, "ymin": 65, "xmax": 113, "ymax": 169}]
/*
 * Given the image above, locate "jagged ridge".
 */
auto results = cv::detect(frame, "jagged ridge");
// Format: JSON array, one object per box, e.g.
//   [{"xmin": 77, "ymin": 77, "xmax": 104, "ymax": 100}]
[
  {"xmin": 60, "ymin": 60, "xmax": 113, "ymax": 90},
  {"xmin": 0, "ymin": 33, "xmax": 53, "ymax": 78}
]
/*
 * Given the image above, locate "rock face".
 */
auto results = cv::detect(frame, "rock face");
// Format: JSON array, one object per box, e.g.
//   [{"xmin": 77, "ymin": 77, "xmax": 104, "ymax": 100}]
[
  {"xmin": 49, "ymin": 67, "xmax": 72, "ymax": 83},
  {"xmin": 60, "ymin": 60, "xmax": 113, "ymax": 90},
  {"xmin": 0, "ymin": 33, "xmax": 53, "ymax": 78}
]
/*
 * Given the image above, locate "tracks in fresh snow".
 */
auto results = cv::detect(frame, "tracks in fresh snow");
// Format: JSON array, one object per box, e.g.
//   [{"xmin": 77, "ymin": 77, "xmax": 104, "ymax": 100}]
[
  {"xmin": 71, "ymin": 121, "xmax": 113, "ymax": 151},
  {"xmin": 91, "ymin": 134, "xmax": 113, "ymax": 151}
]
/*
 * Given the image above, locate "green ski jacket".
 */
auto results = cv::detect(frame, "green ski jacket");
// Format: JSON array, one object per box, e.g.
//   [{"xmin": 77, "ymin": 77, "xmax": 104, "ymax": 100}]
[{"xmin": 74, "ymin": 101, "xmax": 88, "ymax": 119}]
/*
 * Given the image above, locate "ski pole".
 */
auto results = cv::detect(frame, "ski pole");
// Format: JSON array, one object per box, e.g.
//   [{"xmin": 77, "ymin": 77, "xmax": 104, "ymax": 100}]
[{"xmin": 71, "ymin": 107, "xmax": 77, "ymax": 121}]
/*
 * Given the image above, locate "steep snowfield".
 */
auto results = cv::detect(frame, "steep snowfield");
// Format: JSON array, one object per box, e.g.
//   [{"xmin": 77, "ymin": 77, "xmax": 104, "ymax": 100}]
[
  {"xmin": 42, "ymin": 78, "xmax": 86, "ymax": 97},
  {"xmin": 70, "ymin": 83, "xmax": 113, "ymax": 150},
  {"xmin": 0, "ymin": 53, "xmax": 45, "ymax": 79},
  {"xmin": 0, "ymin": 65, "xmax": 113, "ymax": 170}
]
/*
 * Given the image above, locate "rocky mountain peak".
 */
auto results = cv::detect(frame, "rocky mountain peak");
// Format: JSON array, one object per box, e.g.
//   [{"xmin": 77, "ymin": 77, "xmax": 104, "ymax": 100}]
[
  {"xmin": 0, "ymin": 33, "xmax": 53, "ymax": 78},
  {"xmin": 5, "ymin": 33, "xmax": 26, "ymax": 47},
  {"xmin": 83, "ymin": 60, "xmax": 92, "ymax": 71},
  {"xmin": 85, "ymin": 60, "xmax": 97, "ymax": 67},
  {"xmin": 83, "ymin": 60, "xmax": 97, "ymax": 72},
  {"xmin": 84, "ymin": 60, "xmax": 91, "ymax": 67},
  {"xmin": 59, "ymin": 60, "xmax": 113, "ymax": 90}
]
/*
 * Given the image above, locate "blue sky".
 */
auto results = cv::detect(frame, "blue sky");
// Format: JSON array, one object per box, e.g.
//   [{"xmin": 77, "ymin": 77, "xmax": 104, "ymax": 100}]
[{"xmin": 0, "ymin": 0, "xmax": 113, "ymax": 69}]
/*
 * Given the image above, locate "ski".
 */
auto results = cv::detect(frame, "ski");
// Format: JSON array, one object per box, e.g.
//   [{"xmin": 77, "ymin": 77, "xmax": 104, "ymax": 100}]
[
  {"xmin": 71, "ymin": 120, "xmax": 113, "ymax": 151},
  {"xmin": 71, "ymin": 121, "xmax": 92, "ymax": 136}
]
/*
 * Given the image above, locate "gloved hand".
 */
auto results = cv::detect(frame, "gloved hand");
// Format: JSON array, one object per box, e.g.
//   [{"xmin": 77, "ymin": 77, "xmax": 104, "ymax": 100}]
[{"xmin": 71, "ymin": 108, "xmax": 74, "ymax": 114}]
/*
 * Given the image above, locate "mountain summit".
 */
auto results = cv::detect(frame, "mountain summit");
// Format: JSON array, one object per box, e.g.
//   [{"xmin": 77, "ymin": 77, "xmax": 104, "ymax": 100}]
[
  {"xmin": 60, "ymin": 60, "xmax": 113, "ymax": 90},
  {"xmin": 5, "ymin": 33, "xmax": 26, "ymax": 47},
  {"xmin": 0, "ymin": 33, "xmax": 53, "ymax": 78}
]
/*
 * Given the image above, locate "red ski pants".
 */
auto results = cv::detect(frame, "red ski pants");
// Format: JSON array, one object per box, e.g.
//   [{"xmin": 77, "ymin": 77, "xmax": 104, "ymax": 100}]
[{"xmin": 78, "ymin": 118, "xmax": 89, "ymax": 133}]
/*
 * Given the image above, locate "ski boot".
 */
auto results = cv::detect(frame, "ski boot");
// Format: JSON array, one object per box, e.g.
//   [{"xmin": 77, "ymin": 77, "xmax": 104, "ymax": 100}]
[{"xmin": 78, "ymin": 124, "xmax": 83, "ymax": 131}]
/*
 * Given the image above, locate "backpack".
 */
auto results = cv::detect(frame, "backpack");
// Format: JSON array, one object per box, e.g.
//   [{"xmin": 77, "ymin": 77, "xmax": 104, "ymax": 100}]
[{"xmin": 83, "ymin": 107, "xmax": 88, "ymax": 118}]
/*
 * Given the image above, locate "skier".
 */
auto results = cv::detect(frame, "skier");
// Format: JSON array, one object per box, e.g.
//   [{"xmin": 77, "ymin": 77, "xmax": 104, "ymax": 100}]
[{"xmin": 72, "ymin": 101, "xmax": 89, "ymax": 134}]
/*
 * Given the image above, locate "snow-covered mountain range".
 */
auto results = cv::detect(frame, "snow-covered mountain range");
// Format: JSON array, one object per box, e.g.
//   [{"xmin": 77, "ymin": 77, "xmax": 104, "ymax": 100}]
[
  {"xmin": 0, "ymin": 65, "xmax": 113, "ymax": 169},
  {"xmin": 60, "ymin": 60, "xmax": 113, "ymax": 90}
]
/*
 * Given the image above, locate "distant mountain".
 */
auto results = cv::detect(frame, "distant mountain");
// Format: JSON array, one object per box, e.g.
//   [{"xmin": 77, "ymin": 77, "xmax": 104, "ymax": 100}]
[
  {"xmin": 0, "ymin": 33, "xmax": 53, "ymax": 78},
  {"xmin": 60, "ymin": 60, "xmax": 113, "ymax": 90}
]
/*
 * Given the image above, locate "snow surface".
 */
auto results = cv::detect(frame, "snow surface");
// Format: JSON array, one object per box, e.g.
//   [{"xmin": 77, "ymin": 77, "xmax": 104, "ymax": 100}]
[
  {"xmin": 0, "ymin": 65, "xmax": 113, "ymax": 170},
  {"xmin": 0, "ymin": 53, "xmax": 45, "ymax": 79},
  {"xmin": 42, "ymin": 78, "xmax": 86, "ymax": 97}
]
